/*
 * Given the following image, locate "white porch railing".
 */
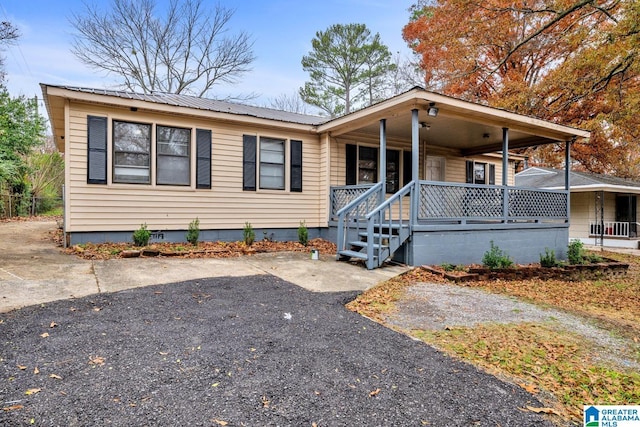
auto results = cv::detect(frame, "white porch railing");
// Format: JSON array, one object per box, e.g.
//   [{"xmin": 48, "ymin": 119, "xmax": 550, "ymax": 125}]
[{"xmin": 589, "ymin": 221, "xmax": 637, "ymax": 238}]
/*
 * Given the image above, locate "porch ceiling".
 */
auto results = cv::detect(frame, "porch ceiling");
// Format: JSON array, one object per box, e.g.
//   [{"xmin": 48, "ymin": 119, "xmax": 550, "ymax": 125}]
[
  {"xmin": 353, "ymin": 113, "xmax": 553, "ymax": 155},
  {"xmin": 320, "ymin": 88, "xmax": 590, "ymax": 155}
]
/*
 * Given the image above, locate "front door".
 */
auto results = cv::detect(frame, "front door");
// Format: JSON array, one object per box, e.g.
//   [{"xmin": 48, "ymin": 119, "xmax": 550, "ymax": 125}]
[{"xmin": 426, "ymin": 156, "xmax": 445, "ymax": 181}]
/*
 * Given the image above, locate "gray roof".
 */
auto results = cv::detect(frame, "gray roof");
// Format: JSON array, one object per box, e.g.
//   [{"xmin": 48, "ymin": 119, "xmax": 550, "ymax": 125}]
[
  {"xmin": 45, "ymin": 85, "xmax": 327, "ymax": 126},
  {"xmin": 516, "ymin": 167, "xmax": 640, "ymax": 190}
]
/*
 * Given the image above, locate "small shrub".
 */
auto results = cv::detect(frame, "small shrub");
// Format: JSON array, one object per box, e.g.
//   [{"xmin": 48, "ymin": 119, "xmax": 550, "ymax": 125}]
[
  {"xmin": 440, "ymin": 263, "xmax": 455, "ymax": 272},
  {"xmin": 133, "ymin": 223, "xmax": 151, "ymax": 247},
  {"xmin": 243, "ymin": 221, "xmax": 255, "ymax": 246},
  {"xmin": 298, "ymin": 221, "xmax": 308, "ymax": 246},
  {"xmin": 586, "ymin": 252, "xmax": 604, "ymax": 263},
  {"xmin": 482, "ymin": 241, "xmax": 514, "ymax": 269},
  {"xmin": 567, "ymin": 239, "xmax": 585, "ymax": 264},
  {"xmin": 186, "ymin": 217, "xmax": 200, "ymax": 246},
  {"xmin": 540, "ymin": 248, "xmax": 559, "ymax": 268}
]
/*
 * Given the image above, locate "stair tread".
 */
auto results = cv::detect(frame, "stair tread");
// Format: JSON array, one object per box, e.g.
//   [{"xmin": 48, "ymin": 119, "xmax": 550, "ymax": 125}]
[
  {"xmin": 338, "ymin": 249, "xmax": 369, "ymax": 260},
  {"xmin": 349, "ymin": 241, "xmax": 388, "ymax": 249},
  {"xmin": 373, "ymin": 223, "xmax": 409, "ymax": 229},
  {"xmin": 358, "ymin": 232, "xmax": 395, "ymax": 239}
]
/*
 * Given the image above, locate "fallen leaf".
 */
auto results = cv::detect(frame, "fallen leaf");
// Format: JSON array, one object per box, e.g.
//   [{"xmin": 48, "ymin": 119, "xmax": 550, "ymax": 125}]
[
  {"xmin": 33, "ymin": 367, "xmax": 39, "ymax": 375},
  {"xmin": 212, "ymin": 420, "xmax": 228, "ymax": 426},
  {"xmin": 518, "ymin": 382, "xmax": 539, "ymax": 394},
  {"xmin": 25, "ymin": 388, "xmax": 41, "ymax": 395},
  {"xmin": 369, "ymin": 388, "xmax": 381, "ymax": 397},
  {"xmin": 89, "ymin": 356, "xmax": 105, "ymax": 366},
  {"xmin": 17, "ymin": 365, "xmax": 26, "ymax": 370},
  {"xmin": 526, "ymin": 406, "xmax": 561, "ymax": 415},
  {"xmin": 49, "ymin": 374, "xmax": 62, "ymax": 380},
  {"xmin": 312, "ymin": 423, "xmax": 318, "ymax": 427},
  {"xmin": 2, "ymin": 404, "xmax": 23, "ymax": 412},
  {"xmin": 93, "ymin": 307, "xmax": 101, "ymax": 312},
  {"xmin": 212, "ymin": 383, "xmax": 219, "ymax": 387},
  {"xmin": 40, "ymin": 332, "xmax": 49, "ymax": 338},
  {"xmin": 261, "ymin": 395, "xmax": 270, "ymax": 408},
  {"xmin": 49, "ymin": 322, "xmax": 58, "ymax": 328}
]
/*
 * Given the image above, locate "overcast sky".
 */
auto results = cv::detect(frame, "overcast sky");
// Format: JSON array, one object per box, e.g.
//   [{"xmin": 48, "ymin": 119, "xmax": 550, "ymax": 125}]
[{"xmin": 1, "ymin": 0, "xmax": 415, "ymax": 107}]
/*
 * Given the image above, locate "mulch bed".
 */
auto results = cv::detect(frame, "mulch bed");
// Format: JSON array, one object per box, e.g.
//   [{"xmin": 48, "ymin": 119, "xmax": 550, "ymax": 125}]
[
  {"xmin": 423, "ymin": 259, "xmax": 630, "ymax": 282},
  {"xmin": 64, "ymin": 238, "xmax": 337, "ymax": 261}
]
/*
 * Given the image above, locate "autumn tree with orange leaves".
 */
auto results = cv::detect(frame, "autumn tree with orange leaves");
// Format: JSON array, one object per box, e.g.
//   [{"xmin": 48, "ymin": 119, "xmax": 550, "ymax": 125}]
[{"xmin": 403, "ymin": 0, "xmax": 640, "ymax": 178}]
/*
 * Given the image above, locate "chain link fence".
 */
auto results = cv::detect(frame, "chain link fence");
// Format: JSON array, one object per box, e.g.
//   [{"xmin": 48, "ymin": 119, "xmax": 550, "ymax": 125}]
[{"xmin": 0, "ymin": 193, "xmax": 63, "ymax": 218}]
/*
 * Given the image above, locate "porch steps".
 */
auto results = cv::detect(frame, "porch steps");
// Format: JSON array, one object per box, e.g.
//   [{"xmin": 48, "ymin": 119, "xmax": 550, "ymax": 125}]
[{"xmin": 338, "ymin": 224, "xmax": 408, "ymax": 267}]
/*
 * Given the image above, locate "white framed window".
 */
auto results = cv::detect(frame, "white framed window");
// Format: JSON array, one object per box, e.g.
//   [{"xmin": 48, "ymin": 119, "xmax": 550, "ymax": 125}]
[
  {"xmin": 259, "ymin": 137, "xmax": 285, "ymax": 190},
  {"xmin": 113, "ymin": 120, "xmax": 151, "ymax": 184},
  {"xmin": 156, "ymin": 125, "xmax": 191, "ymax": 186}
]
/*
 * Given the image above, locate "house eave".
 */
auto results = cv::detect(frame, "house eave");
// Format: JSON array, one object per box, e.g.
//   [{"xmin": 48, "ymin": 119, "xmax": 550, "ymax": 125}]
[
  {"xmin": 318, "ymin": 87, "xmax": 590, "ymax": 145},
  {"xmin": 545, "ymin": 184, "xmax": 640, "ymax": 194},
  {"xmin": 42, "ymin": 85, "xmax": 319, "ymax": 149}
]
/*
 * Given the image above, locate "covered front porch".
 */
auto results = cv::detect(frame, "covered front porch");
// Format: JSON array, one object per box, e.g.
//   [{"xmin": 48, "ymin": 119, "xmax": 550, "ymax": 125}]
[{"xmin": 318, "ymin": 88, "xmax": 589, "ymax": 269}]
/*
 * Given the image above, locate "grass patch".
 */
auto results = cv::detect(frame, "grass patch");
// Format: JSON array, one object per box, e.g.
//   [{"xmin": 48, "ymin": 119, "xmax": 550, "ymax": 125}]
[{"xmin": 412, "ymin": 323, "xmax": 640, "ymax": 421}]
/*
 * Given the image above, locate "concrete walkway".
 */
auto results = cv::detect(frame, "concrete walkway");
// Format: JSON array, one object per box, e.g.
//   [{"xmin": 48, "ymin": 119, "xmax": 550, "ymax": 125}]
[{"xmin": 0, "ymin": 220, "xmax": 408, "ymax": 313}]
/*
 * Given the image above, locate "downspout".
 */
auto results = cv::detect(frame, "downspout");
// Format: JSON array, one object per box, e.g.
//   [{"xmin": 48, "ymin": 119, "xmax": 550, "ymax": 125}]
[
  {"xmin": 411, "ymin": 109, "xmax": 419, "ymax": 225},
  {"xmin": 565, "ymin": 139, "xmax": 572, "ymax": 224},
  {"xmin": 379, "ymin": 119, "xmax": 386, "ymax": 200}
]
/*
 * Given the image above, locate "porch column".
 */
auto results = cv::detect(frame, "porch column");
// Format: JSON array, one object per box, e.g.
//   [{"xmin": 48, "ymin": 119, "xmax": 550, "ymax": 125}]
[
  {"xmin": 379, "ymin": 119, "xmax": 387, "ymax": 196},
  {"xmin": 502, "ymin": 128, "xmax": 509, "ymax": 186},
  {"xmin": 565, "ymin": 139, "xmax": 572, "ymax": 222},
  {"xmin": 412, "ymin": 109, "xmax": 419, "ymax": 181},
  {"xmin": 502, "ymin": 128, "xmax": 509, "ymax": 220},
  {"xmin": 411, "ymin": 108, "xmax": 419, "ymax": 224}
]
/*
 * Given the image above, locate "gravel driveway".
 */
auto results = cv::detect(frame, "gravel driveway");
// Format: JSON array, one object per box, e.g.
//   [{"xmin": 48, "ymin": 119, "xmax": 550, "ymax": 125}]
[{"xmin": 1, "ymin": 275, "xmax": 552, "ymax": 426}]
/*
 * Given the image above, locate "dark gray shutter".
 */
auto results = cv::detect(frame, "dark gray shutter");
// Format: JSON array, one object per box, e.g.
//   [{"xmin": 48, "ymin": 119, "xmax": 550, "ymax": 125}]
[
  {"xmin": 87, "ymin": 116, "xmax": 107, "ymax": 184},
  {"xmin": 196, "ymin": 129, "xmax": 212, "ymax": 189},
  {"xmin": 403, "ymin": 150, "xmax": 412, "ymax": 186},
  {"xmin": 489, "ymin": 164, "xmax": 496, "ymax": 185},
  {"xmin": 290, "ymin": 140, "xmax": 302, "ymax": 192},
  {"xmin": 346, "ymin": 144, "xmax": 357, "ymax": 185},
  {"xmin": 243, "ymin": 135, "xmax": 257, "ymax": 191},
  {"xmin": 465, "ymin": 160, "xmax": 474, "ymax": 184}
]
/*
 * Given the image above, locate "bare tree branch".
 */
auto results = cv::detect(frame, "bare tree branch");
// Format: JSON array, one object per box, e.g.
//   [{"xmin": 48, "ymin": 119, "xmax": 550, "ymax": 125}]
[{"xmin": 70, "ymin": 0, "xmax": 255, "ymax": 97}]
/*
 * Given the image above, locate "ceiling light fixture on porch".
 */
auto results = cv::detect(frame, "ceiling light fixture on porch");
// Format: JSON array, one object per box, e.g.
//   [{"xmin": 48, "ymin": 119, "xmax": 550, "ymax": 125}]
[{"xmin": 427, "ymin": 102, "xmax": 438, "ymax": 117}]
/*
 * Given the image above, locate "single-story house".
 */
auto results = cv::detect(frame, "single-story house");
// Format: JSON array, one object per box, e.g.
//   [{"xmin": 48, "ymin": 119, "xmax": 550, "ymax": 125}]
[
  {"xmin": 516, "ymin": 167, "xmax": 640, "ymax": 249},
  {"xmin": 41, "ymin": 84, "xmax": 589, "ymax": 268}
]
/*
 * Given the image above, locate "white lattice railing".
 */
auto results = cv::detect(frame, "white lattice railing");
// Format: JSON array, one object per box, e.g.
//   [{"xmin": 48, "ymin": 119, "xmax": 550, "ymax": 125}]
[
  {"xmin": 418, "ymin": 181, "xmax": 568, "ymax": 222},
  {"xmin": 589, "ymin": 221, "xmax": 632, "ymax": 238}
]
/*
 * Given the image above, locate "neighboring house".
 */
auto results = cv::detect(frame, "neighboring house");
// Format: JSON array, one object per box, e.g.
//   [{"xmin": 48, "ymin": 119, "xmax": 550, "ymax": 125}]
[
  {"xmin": 516, "ymin": 166, "xmax": 640, "ymax": 249},
  {"xmin": 41, "ymin": 85, "xmax": 589, "ymax": 268}
]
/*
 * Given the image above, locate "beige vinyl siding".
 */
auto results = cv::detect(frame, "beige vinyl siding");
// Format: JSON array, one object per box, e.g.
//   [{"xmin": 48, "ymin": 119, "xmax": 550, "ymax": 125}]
[
  {"xmin": 67, "ymin": 101, "xmax": 325, "ymax": 233},
  {"xmin": 328, "ymin": 136, "xmax": 514, "ymax": 186}
]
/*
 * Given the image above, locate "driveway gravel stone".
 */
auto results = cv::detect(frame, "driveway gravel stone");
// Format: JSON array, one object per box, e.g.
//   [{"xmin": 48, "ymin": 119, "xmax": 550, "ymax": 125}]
[{"xmin": 1, "ymin": 275, "xmax": 553, "ymax": 426}]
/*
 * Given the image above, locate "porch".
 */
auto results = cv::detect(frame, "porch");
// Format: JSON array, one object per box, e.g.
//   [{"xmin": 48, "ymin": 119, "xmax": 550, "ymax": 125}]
[
  {"xmin": 315, "ymin": 88, "xmax": 589, "ymax": 269},
  {"xmin": 330, "ymin": 181, "xmax": 569, "ymax": 269}
]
